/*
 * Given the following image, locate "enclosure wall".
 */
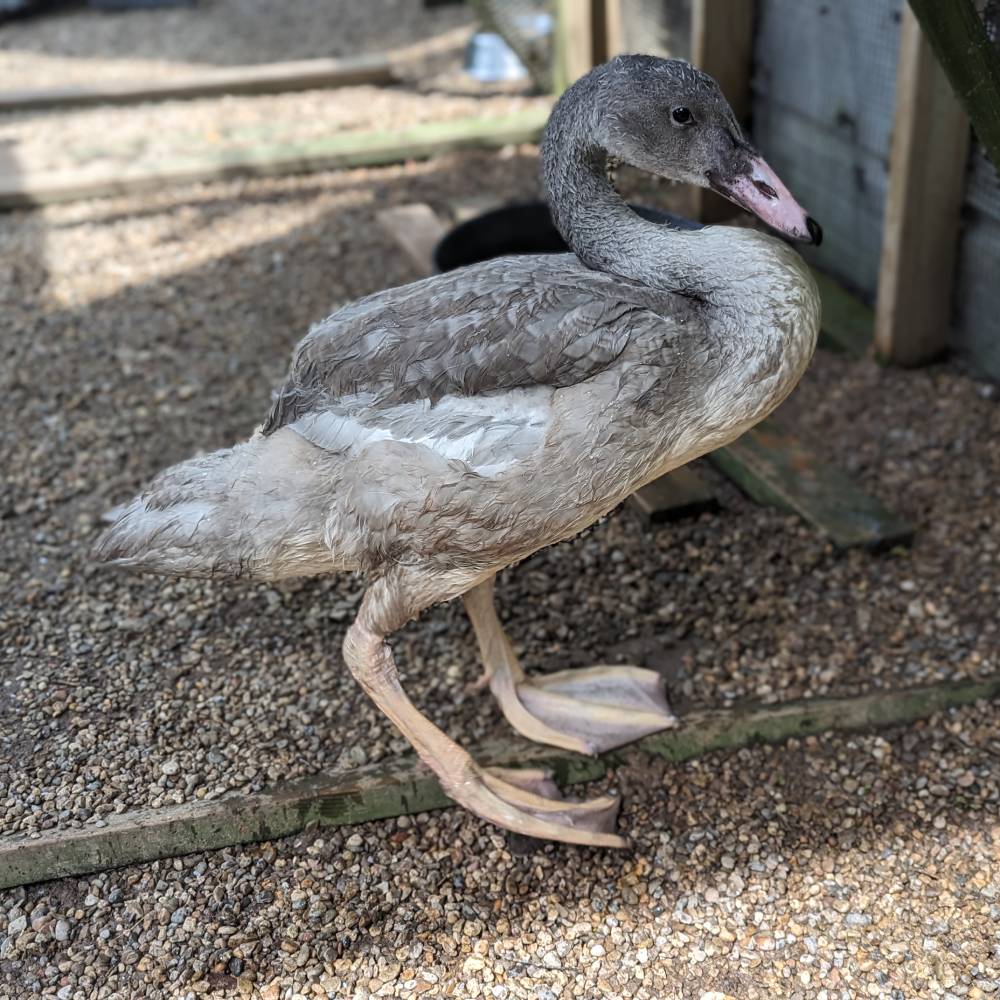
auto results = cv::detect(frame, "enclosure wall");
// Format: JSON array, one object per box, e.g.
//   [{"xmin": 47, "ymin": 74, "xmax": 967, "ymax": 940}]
[{"xmin": 749, "ymin": 0, "xmax": 903, "ymax": 300}]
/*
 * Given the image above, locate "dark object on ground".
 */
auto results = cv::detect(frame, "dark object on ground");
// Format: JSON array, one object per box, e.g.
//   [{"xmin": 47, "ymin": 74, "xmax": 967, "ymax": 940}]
[
  {"xmin": 0, "ymin": 0, "xmax": 52, "ymax": 20},
  {"xmin": 434, "ymin": 200, "xmax": 701, "ymax": 271},
  {"xmin": 1, "ymin": 0, "xmax": 194, "ymax": 19},
  {"xmin": 87, "ymin": 0, "xmax": 196, "ymax": 7}
]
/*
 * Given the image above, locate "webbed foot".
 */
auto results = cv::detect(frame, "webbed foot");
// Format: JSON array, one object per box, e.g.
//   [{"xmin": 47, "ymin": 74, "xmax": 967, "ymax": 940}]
[
  {"xmin": 453, "ymin": 763, "xmax": 627, "ymax": 848},
  {"xmin": 499, "ymin": 663, "xmax": 678, "ymax": 754}
]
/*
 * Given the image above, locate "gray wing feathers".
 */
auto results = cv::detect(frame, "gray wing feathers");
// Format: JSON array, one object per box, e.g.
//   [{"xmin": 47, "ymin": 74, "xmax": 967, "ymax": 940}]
[{"xmin": 262, "ymin": 254, "xmax": 661, "ymax": 434}]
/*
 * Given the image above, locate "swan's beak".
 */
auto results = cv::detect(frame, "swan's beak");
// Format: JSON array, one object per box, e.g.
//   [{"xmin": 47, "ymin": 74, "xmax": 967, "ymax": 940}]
[{"xmin": 709, "ymin": 155, "xmax": 822, "ymax": 246}]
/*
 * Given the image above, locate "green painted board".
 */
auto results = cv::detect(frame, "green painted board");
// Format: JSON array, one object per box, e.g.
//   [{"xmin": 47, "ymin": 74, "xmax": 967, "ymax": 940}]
[
  {"xmin": 0, "ymin": 108, "xmax": 551, "ymax": 210},
  {"xmin": 629, "ymin": 466, "xmax": 720, "ymax": 525},
  {"xmin": 3, "ymin": 676, "xmax": 997, "ymax": 889},
  {"xmin": 710, "ymin": 420, "xmax": 913, "ymax": 551},
  {"xmin": 811, "ymin": 267, "xmax": 874, "ymax": 359}
]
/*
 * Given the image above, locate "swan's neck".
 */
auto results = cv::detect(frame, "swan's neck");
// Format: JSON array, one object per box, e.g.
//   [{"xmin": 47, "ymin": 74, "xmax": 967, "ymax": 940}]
[
  {"xmin": 543, "ymin": 138, "xmax": 755, "ymax": 301},
  {"xmin": 541, "ymin": 123, "xmax": 820, "ymax": 384}
]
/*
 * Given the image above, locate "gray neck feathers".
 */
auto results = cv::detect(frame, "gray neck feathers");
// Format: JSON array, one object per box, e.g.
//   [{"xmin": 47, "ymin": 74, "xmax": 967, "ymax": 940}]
[{"xmin": 540, "ymin": 66, "xmax": 738, "ymax": 299}]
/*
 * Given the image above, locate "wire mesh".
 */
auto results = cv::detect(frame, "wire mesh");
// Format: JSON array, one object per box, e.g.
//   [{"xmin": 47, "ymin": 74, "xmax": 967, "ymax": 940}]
[{"xmin": 750, "ymin": 0, "xmax": 904, "ymax": 299}]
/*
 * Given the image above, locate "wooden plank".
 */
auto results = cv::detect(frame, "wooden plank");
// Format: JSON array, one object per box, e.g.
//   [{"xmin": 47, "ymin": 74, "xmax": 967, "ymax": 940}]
[
  {"xmin": 3, "ymin": 676, "xmax": 996, "ymax": 889},
  {"xmin": 553, "ymin": 0, "xmax": 595, "ymax": 94},
  {"xmin": 376, "ymin": 204, "xmax": 449, "ymax": 274},
  {"xmin": 0, "ymin": 108, "xmax": 550, "ymax": 210},
  {"xmin": 709, "ymin": 420, "xmax": 914, "ymax": 551},
  {"xmin": 0, "ymin": 55, "xmax": 394, "ymax": 113},
  {"xmin": 628, "ymin": 465, "xmax": 719, "ymax": 525},
  {"xmin": 874, "ymin": 7, "xmax": 972, "ymax": 367},
  {"xmin": 906, "ymin": 0, "xmax": 1000, "ymax": 172},
  {"xmin": 811, "ymin": 267, "xmax": 874, "ymax": 360},
  {"xmin": 592, "ymin": 0, "xmax": 624, "ymax": 64},
  {"xmin": 689, "ymin": 0, "xmax": 755, "ymax": 223}
]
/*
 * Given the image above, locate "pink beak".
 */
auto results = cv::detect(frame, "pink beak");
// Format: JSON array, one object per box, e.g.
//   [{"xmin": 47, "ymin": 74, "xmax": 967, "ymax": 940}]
[{"xmin": 711, "ymin": 155, "xmax": 822, "ymax": 245}]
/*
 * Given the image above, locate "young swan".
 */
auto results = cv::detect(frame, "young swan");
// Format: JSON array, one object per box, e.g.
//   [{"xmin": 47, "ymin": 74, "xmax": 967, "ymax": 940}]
[{"xmin": 96, "ymin": 56, "xmax": 821, "ymax": 848}]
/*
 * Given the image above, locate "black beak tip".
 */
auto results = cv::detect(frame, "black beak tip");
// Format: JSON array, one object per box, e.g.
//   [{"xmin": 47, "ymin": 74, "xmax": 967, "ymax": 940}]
[{"xmin": 806, "ymin": 216, "xmax": 823, "ymax": 246}]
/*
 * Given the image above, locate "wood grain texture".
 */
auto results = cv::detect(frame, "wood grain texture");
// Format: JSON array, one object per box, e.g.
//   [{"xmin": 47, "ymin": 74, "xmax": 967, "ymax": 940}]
[
  {"xmin": 592, "ymin": 0, "xmax": 624, "ymax": 64},
  {"xmin": 710, "ymin": 420, "xmax": 914, "ymax": 551},
  {"xmin": 4, "ymin": 677, "xmax": 996, "ymax": 889},
  {"xmin": 377, "ymin": 204, "xmax": 449, "ymax": 275},
  {"xmin": 553, "ymin": 0, "xmax": 596, "ymax": 94},
  {"xmin": 0, "ymin": 55, "xmax": 394, "ymax": 113},
  {"xmin": 0, "ymin": 109, "xmax": 550, "ymax": 210},
  {"xmin": 689, "ymin": 0, "xmax": 755, "ymax": 223},
  {"xmin": 875, "ymin": 6, "xmax": 971, "ymax": 367},
  {"xmin": 628, "ymin": 465, "xmax": 719, "ymax": 525}
]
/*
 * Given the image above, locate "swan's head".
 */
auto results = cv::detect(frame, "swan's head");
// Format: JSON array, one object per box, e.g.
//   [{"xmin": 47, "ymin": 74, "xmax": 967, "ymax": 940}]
[{"xmin": 594, "ymin": 55, "xmax": 822, "ymax": 245}]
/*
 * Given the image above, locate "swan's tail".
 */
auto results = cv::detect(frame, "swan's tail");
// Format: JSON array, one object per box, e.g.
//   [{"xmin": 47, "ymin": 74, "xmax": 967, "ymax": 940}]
[{"xmin": 93, "ymin": 429, "xmax": 340, "ymax": 580}]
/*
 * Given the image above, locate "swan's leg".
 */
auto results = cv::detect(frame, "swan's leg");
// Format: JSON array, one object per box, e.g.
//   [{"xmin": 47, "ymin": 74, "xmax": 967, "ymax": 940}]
[
  {"xmin": 342, "ymin": 575, "xmax": 628, "ymax": 848},
  {"xmin": 463, "ymin": 577, "xmax": 678, "ymax": 756}
]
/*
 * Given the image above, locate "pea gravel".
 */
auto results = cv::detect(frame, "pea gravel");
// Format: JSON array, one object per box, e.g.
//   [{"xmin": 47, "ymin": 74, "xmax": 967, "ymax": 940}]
[
  {"xmin": 1, "ymin": 151, "xmax": 997, "ymax": 998},
  {"xmin": 3, "ymin": 702, "xmax": 999, "ymax": 999},
  {"xmin": 2, "ymin": 4, "xmax": 999, "ymax": 994}
]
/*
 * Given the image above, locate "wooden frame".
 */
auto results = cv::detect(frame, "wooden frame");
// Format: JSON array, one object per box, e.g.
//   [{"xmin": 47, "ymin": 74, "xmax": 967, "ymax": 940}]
[
  {"xmin": 553, "ymin": 0, "xmax": 596, "ymax": 93},
  {"xmin": 689, "ymin": 0, "xmax": 755, "ymax": 223},
  {"xmin": 0, "ymin": 109, "xmax": 550, "ymax": 210},
  {"xmin": 591, "ymin": 0, "xmax": 624, "ymax": 64},
  {"xmin": 874, "ymin": 6, "xmax": 971, "ymax": 366},
  {"xmin": 0, "ymin": 55, "xmax": 393, "ymax": 113},
  {"xmin": 905, "ymin": 0, "xmax": 1000, "ymax": 171}
]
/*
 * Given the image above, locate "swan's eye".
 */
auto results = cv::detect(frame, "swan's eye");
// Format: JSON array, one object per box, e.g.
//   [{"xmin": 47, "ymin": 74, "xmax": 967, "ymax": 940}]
[{"xmin": 671, "ymin": 107, "xmax": 693, "ymax": 126}]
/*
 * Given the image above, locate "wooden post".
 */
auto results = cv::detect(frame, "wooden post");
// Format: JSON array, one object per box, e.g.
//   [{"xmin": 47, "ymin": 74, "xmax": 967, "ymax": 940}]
[
  {"xmin": 689, "ymin": 0, "xmax": 755, "ymax": 222},
  {"xmin": 906, "ymin": 0, "xmax": 1000, "ymax": 171},
  {"xmin": 592, "ymin": 0, "xmax": 624, "ymax": 64},
  {"xmin": 874, "ymin": 7, "xmax": 971, "ymax": 366},
  {"xmin": 0, "ymin": 55, "xmax": 394, "ymax": 113},
  {"xmin": 554, "ymin": 0, "xmax": 595, "ymax": 94}
]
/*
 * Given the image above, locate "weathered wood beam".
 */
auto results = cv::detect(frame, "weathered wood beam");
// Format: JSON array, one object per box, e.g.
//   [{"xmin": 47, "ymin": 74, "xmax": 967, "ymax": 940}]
[
  {"xmin": 906, "ymin": 0, "xmax": 1000, "ymax": 171},
  {"xmin": 689, "ymin": 0, "xmax": 755, "ymax": 223},
  {"xmin": 553, "ymin": 0, "xmax": 596, "ymax": 94},
  {"xmin": 376, "ymin": 203, "xmax": 449, "ymax": 275},
  {"xmin": 710, "ymin": 420, "xmax": 914, "ymax": 551},
  {"xmin": 811, "ymin": 267, "xmax": 874, "ymax": 360},
  {"xmin": 628, "ymin": 465, "xmax": 720, "ymax": 525},
  {"xmin": 3, "ymin": 677, "xmax": 996, "ymax": 889},
  {"xmin": 0, "ymin": 109, "xmax": 550, "ymax": 210},
  {"xmin": 875, "ymin": 7, "xmax": 971, "ymax": 367},
  {"xmin": 0, "ymin": 55, "xmax": 394, "ymax": 114},
  {"xmin": 592, "ymin": 0, "xmax": 624, "ymax": 64}
]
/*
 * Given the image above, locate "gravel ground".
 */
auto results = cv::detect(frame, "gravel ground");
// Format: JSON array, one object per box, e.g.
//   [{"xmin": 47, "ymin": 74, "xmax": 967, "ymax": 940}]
[
  {"xmin": 2, "ymin": 700, "xmax": 999, "ymax": 998},
  {"xmin": 1, "ymin": 149, "xmax": 998, "ymax": 843},
  {"xmin": 0, "ymin": 0, "xmax": 475, "ymax": 87},
  {"xmin": 1, "ymin": 6, "xmax": 999, "ymax": 993}
]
